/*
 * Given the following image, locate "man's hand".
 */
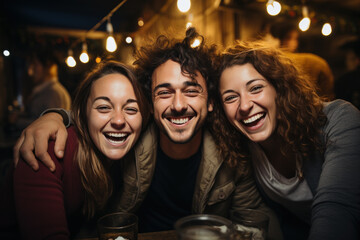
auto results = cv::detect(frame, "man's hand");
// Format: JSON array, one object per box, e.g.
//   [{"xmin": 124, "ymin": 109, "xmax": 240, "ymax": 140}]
[{"xmin": 13, "ymin": 112, "xmax": 68, "ymax": 172}]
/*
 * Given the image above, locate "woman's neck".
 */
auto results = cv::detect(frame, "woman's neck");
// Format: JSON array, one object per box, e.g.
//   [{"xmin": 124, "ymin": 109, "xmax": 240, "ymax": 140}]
[{"xmin": 259, "ymin": 134, "xmax": 297, "ymax": 179}]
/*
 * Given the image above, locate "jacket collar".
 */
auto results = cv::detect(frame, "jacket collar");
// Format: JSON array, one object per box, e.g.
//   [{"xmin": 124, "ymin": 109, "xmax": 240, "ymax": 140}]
[
  {"xmin": 192, "ymin": 130, "xmax": 224, "ymax": 213},
  {"xmin": 117, "ymin": 123, "xmax": 223, "ymax": 213}
]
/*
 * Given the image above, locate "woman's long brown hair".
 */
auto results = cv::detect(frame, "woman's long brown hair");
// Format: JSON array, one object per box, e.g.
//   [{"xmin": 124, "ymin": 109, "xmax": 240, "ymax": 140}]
[{"xmin": 71, "ymin": 61, "xmax": 150, "ymax": 218}]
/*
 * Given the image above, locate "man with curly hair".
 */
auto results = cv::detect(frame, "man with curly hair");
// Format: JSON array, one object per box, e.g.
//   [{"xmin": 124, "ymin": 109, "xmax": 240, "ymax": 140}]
[{"xmin": 11, "ymin": 28, "xmax": 281, "ymax": 238}]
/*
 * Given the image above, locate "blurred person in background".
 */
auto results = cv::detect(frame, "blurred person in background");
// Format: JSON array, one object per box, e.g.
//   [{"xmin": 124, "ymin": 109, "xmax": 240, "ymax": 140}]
[
  {"xmin": 335, "ymin": 38, "xmax": 360, "ymax": 109},
  {"xmin": 270, "ymin": 21, "xmax": 335, "ymax": 100},
  {"xmin": 8, "ymin": 48, "xmax": 71, "ymax": 132}
]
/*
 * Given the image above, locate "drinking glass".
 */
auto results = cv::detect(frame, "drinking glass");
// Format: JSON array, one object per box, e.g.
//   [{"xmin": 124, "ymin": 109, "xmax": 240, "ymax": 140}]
[
  {"xmin": 97, "ymin": 212, "xmax": 138, "ymax": 240},
  {"xmin": 231, "ymin": 209, "xmax": 269, "ymax": 240},
  {"xmin": 175, "ymin": 214, "xmax": 233, "ymax": 240}
]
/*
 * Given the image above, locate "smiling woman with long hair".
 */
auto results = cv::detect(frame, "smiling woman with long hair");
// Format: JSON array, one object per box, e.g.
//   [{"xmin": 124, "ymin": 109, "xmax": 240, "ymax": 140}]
[
  {"xmin": 210, "ymin": 41, "xmax": 360, "ymax": 240},
  {"xmin": 1, "ymin": 61, "xmax": 150, "ymax": 239}
]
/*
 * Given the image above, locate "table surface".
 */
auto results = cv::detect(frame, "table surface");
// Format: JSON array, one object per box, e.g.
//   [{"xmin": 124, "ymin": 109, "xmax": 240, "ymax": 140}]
[
  {"xmin": 78, "ymin": 230, "xmax": 177, "ymax": 240},
  {"xmin": 138, "ymin": 230, "xmax": 177, "ymax": 240}
]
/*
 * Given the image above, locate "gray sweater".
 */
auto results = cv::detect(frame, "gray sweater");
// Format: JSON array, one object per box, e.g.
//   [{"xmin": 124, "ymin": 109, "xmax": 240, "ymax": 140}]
[{"xmin": 257, "ymin": 99, "xmax": 360, "ymax": 240}]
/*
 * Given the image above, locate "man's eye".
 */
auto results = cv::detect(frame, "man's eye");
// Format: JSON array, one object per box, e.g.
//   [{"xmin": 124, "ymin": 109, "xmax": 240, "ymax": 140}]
[
  {"xmin": 155, "ymin": 90, "xmax": 172, "ymax": 97},
  {"xmin": 184, "ymin": 88, "xmax": 200, "ymax": 96}
]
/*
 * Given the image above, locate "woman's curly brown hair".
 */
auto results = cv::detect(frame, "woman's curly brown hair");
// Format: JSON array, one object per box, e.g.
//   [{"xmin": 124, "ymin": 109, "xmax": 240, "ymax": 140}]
[{"xmin": 209, "ymin": 40, "xmax": 327, "ymax": 173}]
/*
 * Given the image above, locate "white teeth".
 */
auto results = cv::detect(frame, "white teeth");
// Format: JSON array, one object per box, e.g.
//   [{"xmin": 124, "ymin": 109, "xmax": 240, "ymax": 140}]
[
  {"xmin": 105, "ymin": 132, "xmax": 128, "ymax": 144},
  {"xmin": 243, "ymin": 113, "xmax": 264, "ymax": 124},
  {"xmin": 170, "ymin": 118, "xmax": 189, "ymax": 124},
  {"xmin": 108, "ymin": 138, "xmax": 126, "ymax": 144},
  {"xmin": 107, "ymin": 132, "xmax": 127, "ymax": 137}
]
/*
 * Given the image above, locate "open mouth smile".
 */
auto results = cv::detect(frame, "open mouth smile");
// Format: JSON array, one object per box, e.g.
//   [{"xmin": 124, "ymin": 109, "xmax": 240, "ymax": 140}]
[
  {"xmin": 167, "ymin": 116, "xmax": 193, "ymax": 125},
  {"xmin": 104, "ymin": 132, "xmax": 129, "ymax": 144},
  {"xmin": 242, "ymin": 113, "xmax": 265, "ymax": 126}
]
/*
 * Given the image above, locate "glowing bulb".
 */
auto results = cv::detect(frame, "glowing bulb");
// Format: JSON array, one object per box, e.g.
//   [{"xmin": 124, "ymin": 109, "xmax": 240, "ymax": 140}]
[
  {"xmin": 106, "ymin": 19, "xmax": 117, "ymax": 52},
  {"xmin": 266, "ymin": 0, "xmax": 281, "ymax": 16},
  {"xmin": 299, "ymin": 17, "xmax": 311, "ymax": 31},
  {"xmin": 95, "ymin": 57, "xmax": 101, "ymax": 63},
  {"xmin": 66, "ymin": 50, "xmax": 76, "ymax": 67},
  {"xmin": 322, "ymin": 23, "xmax": 332, "ymax": 36},
  {"xmin": 79, "ymin": 52, "xmax": 89, "ymax": 63},
  {"xmin": 3, "ymin": 50, "xmax": 10, "ymax": 56},
  {"xmin": 106, "ymin": 35, "xmax": 117, "ymax": 52},
  {"xmin": 138, "ymin": 18, "xmax": 144, "ymax": 27},
  {"xmin": 125, "ymin": 36, "xmax": 132, "ymax": 44},
  {"xmin": 177, "ymin": 0, "xmax": 191, "ymax": 13},
  {"xmin": 186, "ymin": 22, "xmax": 192, "ymax": 29},
  {"xmin": 191, "ymin": 38, "xmax": 201, "ymax": 48},
  {"xmin": 79, "ymin": 42, "xmax": 89, "ymax": 63}
]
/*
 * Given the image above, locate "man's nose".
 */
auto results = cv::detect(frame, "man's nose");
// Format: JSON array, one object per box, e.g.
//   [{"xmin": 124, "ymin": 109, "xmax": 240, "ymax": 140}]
[{"xmin": 171, "ymin": 92, "xmax": 187, "ymax": 112}]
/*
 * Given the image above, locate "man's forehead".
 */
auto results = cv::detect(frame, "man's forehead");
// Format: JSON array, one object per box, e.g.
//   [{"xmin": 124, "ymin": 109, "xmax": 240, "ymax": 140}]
[{"xmin": 151, "ymin": 69, "xmax": 206, "ymax": 90}]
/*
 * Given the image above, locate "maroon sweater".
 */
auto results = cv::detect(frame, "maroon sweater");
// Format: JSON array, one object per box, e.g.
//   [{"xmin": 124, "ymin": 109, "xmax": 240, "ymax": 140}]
[{"xmin": 0, "ymin": 126, "xmax": 85, "ymax": 239}]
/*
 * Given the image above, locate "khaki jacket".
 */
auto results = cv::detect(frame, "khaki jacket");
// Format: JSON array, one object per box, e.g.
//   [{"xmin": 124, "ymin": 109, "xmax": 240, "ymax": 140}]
[{"xmin": 112, "ymin": 123, "xmax": 282, "ymax": 239}]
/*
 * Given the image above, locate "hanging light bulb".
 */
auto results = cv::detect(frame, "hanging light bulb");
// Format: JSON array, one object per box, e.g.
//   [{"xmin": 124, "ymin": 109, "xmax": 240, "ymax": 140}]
[
  {"xmin": 322, "ymin": 23, "xmax": 332, "ymax": 36},
  {"xmin": 191, "ymin": 37, "xmax": 202, "ymax": 48},
  {"xmin": 3, "ymin": 50, "xmax": 10, "ymax": 57},
  {"xmin": 79, "ymin": 42, "xmax": 89, "ymax": 63},
  {"xmin": 299, "ymin": 6, "xmax": 311, "ymax": 31},
  {"xmin": 177, "ymin": 0, "xmax": 191, "ymax": 13},
  {"xmin": 138, "ymin": 18, "xmax": 144, "ymax": 27},
  {"xmin": 106, "ymin": 19, "xmax": 117, "ymax": 52},
  {"xmin": 299, "ymin": 17, "xmax": 310, "ymax": 31},
  {"xmin": 125, "ymin": 36, "xmax": 132, "ymax": 44},
  {"xmin": 186, "ymin": 14, "xmax": 193, "ymax": 29},
  {"xmin": 266, "ymin": 0, "xmax": 281, "ymax": 16},
  {"xmin": 66, "ymin": 49, "xmax": 76, "ymax": 67}
]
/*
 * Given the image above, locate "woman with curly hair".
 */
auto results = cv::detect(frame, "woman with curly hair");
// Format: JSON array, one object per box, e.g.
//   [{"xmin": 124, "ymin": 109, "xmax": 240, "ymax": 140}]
[{"xmin": 210, "ymin": 41, "xmax": 360, "ymax": 240}]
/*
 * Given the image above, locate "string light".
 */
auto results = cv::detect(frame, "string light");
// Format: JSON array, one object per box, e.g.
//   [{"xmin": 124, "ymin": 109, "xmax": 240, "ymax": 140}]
[
  {"xmin": 79, "ymin": 42, "xmax": 89, "ymax": 63},
  {"xmin": 266, "ymin": 0, "xmax": 281, "ymax": 16},
  {"xmin": 186, "ymin": 14, "xmax": 193, "ymax": 29},
  {"xmin": 138, "ymin": 18, "xmax": 144, "ymax": 27},
  {"xmin": 66, "ymin": 49, "xmax": 76, "ymax": 67},
  {"xmin": 106, "ymin": 18, "xmax": 117, "ymax": 52},
  {"xmin": 3, "ymin": 50, "xmax": 10, "ymax": 57},
  {"xmin": 322, "ymin": 23, "xmax": 332, "ymax": 36},
  {"xmin": 177, "ymin": 0, "xmax": 191, "ymax": 13},
  {"xmin": 125, "ymin": 36, "xmax": 132, "ymax": 44},
  {"xmin": 299, "ymin": 6, "xmax": 311, "ymax": 31},
  {"xmin": 191, "ymin": 37, "xmax": 201, "ymax": 48}
]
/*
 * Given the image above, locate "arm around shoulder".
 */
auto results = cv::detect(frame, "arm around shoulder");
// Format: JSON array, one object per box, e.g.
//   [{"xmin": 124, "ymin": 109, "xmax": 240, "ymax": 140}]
[{"xmin": 13, "ymin": 109, "xmax": 70, "ymax": 171}]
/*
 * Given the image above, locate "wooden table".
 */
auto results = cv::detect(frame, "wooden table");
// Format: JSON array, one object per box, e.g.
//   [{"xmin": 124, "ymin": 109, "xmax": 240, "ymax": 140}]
[{"xmin": 138, "ymin": 230, "xmax": 177, "ymax": 240}]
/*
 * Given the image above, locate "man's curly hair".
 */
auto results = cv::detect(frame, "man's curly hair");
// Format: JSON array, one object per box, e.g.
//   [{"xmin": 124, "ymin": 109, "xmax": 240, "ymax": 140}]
[
  {"xmin": 209, "ymin": 40, "xmax": 327, "ymax": 172},
  {"xmin": 133, "ymin": 27, "xmax": 218, "ymax": 107}
]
